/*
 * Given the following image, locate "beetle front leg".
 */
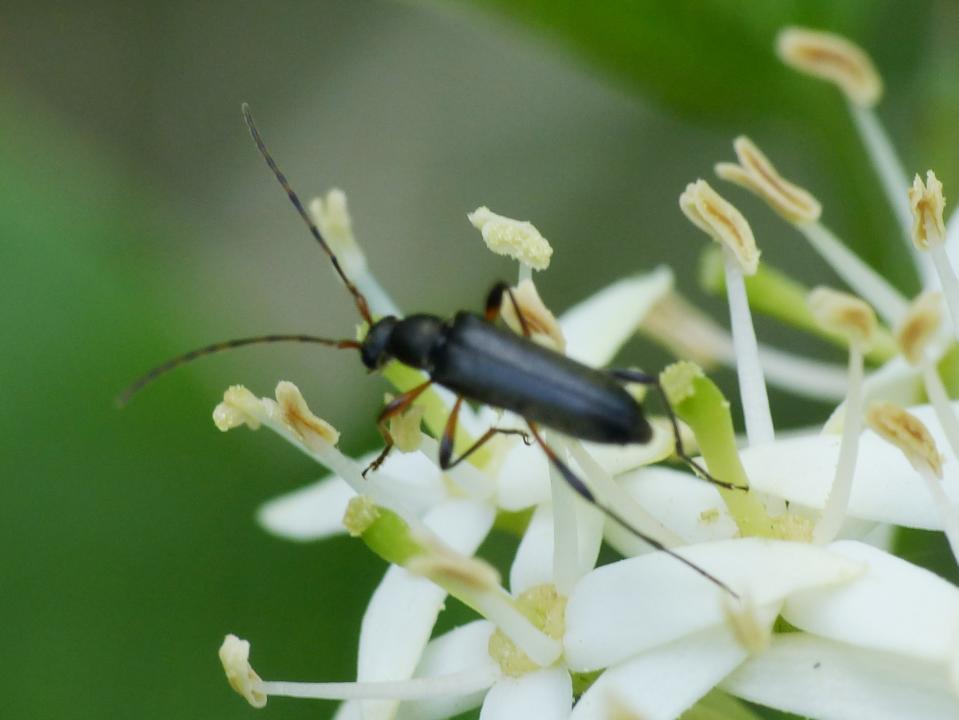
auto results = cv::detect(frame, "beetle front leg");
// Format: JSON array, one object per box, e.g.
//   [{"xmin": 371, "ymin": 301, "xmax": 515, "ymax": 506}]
[{"xmin": 362, "ymin": 379, "xmax": 433, "ymax": 477}]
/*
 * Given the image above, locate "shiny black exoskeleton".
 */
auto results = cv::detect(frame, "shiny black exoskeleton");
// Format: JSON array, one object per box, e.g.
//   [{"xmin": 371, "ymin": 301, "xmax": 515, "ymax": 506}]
[{"xmin": 361, "ymin": 312, "xmax": 652, "ymax": 445}]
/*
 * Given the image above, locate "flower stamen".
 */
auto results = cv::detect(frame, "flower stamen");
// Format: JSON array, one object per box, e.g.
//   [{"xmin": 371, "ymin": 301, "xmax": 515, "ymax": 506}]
[
  {"xmin": 867, "ymin": 402, "xmax": 959, "ymax": 562},
  {"xmin": 680, "ymin": 180, "xmax": 773, "ymax": 446},
  {"xmin": 219, "ymin": 633, "xmax": 497, "ymax": 707},
  {"xmin": 777, "ymin": 27, "xmax": 932, "ymax": 285},
  {"xmin": 776, "ymin": 27, "xmax": 882, "ymax": 108},
  {"xmin": 715, "ymin": 136, "xmax": 821, "ymax": 224},
  {"xmin": 895, "ymin": 292, "xmax": 959, "ymax": 462},
  {"xmin": 713, "ymin": 136, "xmax": 907, "ymax": 324},
  {"xmin": 910, "ymin": 171, "xmax": 959, "ymax": 340},
  {"xmin": 808, "ymin": 287, "xmax": 876, "ymax": 543}
]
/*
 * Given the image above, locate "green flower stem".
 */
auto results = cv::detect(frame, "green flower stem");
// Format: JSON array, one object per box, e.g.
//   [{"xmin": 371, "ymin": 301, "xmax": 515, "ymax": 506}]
[
  {"xmin": 349, "ymin": 500, "xmax": 505, "ymax": 617},
  {"xmin": 349, "ymin": 502, "xmax": 425, "ymax": 566},
  {"xmin": 699, "ymin": 247, "xmax": 896, "ymax": 363},
  {"xmin": 661, "ymin": 361, "xmax": 777, "ymax": 538}
]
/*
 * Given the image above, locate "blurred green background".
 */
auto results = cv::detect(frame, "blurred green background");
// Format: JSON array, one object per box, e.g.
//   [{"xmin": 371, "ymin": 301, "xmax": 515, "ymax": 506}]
[{"xmin": 4, "ymin": 1, "xmax": 958, "ymax": 717}]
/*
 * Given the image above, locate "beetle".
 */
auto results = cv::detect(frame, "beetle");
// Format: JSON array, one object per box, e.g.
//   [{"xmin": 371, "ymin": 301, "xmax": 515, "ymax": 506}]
[{"xmin": 121, "ymin": 105, "xmax": 736, "ymax": 593}]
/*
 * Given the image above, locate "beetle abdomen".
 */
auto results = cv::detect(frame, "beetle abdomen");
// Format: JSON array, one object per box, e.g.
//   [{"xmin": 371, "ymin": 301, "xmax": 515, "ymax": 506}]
[{"xmin": 431, "ymin": 313, "xmax": 651, "ymax": 444}]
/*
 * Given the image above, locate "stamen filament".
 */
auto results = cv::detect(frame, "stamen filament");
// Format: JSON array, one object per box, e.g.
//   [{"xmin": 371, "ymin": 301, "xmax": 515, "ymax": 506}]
[
  {"xmin": 723, "ymin": 250, "xmax": 775, "ymax": 446},
  {"xmin": 848, "ymin": 105, "xmax": 913, "ymax": 237},
  {"xmin": 848, "ymin": 103, "xmax": 935, "ymax": 285},
  {"xmin": 518, "ymin": 262, "xmax": 532, "ymax": 285},
  {"xmin": 928, "ymin": 241, "xmax": 959, "ymax": 340},
  {"xmin": 921, "ymin": 363, "xmax": 959, "ymax": 462},
  {"xmin": 915, "ymin": 462, "xmax": 959, "ymax": 564},
  {"xmin": 796, "ymin": 220, "xmax": 908, "ymax": 325},
  {"xmin": 259, "ymin": 668, "xmax": 499, "ymax": 701},
  {"xmin": 814, "ymin": 344, "xmax": 865, "ymax": 544},
  {"xmin": 549, "ymin": 459, "xmax": 582, "ymax": 594},
  {"xmin": 354, "ymin": 271, "xmax": 401, "ymax": 318}
]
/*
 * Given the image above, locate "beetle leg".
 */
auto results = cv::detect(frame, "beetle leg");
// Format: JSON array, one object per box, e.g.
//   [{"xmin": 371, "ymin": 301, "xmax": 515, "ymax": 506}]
[
  {"xmin": 484, "ymin": 281, "xmax": 531, "ymax": 337},
  {"xmin": 607, "ymin": 369, "xmax": 745, "ymax": 492},
  {"xmin": 362, "ymin": 379, "xmax": 433, "ymax": 477},
  {"xmin": 525, "ymin": 421, "xmax": 735, "ymax": 595},
  {"xmin": 438, "ymin": 396, "xmax": 531, "ymax": 470}
]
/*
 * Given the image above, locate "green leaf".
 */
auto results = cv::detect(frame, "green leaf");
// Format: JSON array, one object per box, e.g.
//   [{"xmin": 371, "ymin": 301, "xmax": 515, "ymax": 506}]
[{"xmin": 681, "ymin": 689, "xmax": 764, "ymax": 720}]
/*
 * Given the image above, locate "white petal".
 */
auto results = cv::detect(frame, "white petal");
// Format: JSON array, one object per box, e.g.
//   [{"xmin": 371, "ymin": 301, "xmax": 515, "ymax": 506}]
[
  {"xmin": 479, "ymin": 668, "xmax": 572, "ymax": 720},
  {"xmin": 510, "ymin": 504, "xmax": 555, "ymax": 594},
  {"xmin": 357, "ymin": 500, "xmax": 495, "ymax": 720},
  {"xmin": 574, "ymin": 497, "xmax": 605, "ymax": 580},
  {"xmin": 564, "ymin": 538, "xmax": 862, "ymax": 671},
  {"xmin": 605, "ymin": 467, "xmax": 738, "ymax": 554},
  {"xmin": 396, "ymin": 621, "xmax": 498, "ymax": 720},
  {"xmin": 560, "ymin": 267, "xmax": 673, "ymax": 367},
  {"xmin": 334, "ymin": 700, "xmax": 363, "ymax": 720},
  {"xmin": 496, "ymin": 441, "xmax": 550, "ymax": 511},
  {"xmin": 257, "ymin": 476, "xmax": 355, "ymax": 541},
  {"xmin": 571, "ymin": 625, "xmax": 748, "ymax": 720},
  {"xmin": 783, "ymin": 540, "xmax": 959, "ymax": 664},
  {"xmin": 722, "ymin": 634, "xmax": 959, "ymax": 720},
  {"xmin": 258, "ymin": 449, "xmax": 448, "ymax": 541},
  {"xmin": 743, "ymin": 403, "xmax": 959, "ymax": 530}
]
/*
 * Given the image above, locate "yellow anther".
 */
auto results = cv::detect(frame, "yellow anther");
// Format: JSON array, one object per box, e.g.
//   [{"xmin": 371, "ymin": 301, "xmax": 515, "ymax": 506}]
[
  {"xmin": 680, "ymin": 180, "xmax": 759, "ymax": 275},
  {"xmin": 274, "ymin": 381, "xmax": 339, "ymax": 446},
  {"xmin": 867, "ymin": 402, "xmax": 944, "ymax": 478},
  {"xmin": 213, "ymin": 385, "xmax": 263, "ymax": 431},
  {"xmin": 387, "ymin": 398, "xmax": 425, "ymax": 453},
  {"xmin": 896, "ymin": 291, "xmax": 943, "ymax": 365},
  {"xmin": 777, "ymin": 27, "xmax": 883, "ymax": 108},
  {"xmin": 808, "ymin": 286, "xmax": 877, "ymax": 350},
  {"xmin": 500, "ymin": 279, "xmax": 566, "ymax": 352},
  {"xmin": 715, "ymin": 136, "xmax": 822, "ymax": 224},
  {"xmin": 468, "ymin": 206, "xmax": 553, "ymax": 270},
  {"xmin": 343, "ymin": 495, "xmax": 380, "ymax": 537},
  {"xmin": 219, "ymin": 634, "xmax": 267, "ymax": 708},
  {"xmin": 909, "ymin": 171, "xmax": 947, "ymax": 250}
]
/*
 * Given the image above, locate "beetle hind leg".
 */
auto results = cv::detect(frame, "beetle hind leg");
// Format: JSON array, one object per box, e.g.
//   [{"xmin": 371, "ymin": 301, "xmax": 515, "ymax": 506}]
[
  {"xmin": 607, "ymin": 368, "xmax": 745, "ymax": 492},
  {"xmin": 438, "ymin": 396, "xmax": 530, "ymax": 470}
]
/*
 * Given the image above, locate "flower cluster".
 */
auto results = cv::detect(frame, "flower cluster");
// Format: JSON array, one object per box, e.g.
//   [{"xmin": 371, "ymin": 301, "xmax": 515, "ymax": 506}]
[{"xmin": 213, "ymin": 27, "xmax": 959, "ymax": 720}]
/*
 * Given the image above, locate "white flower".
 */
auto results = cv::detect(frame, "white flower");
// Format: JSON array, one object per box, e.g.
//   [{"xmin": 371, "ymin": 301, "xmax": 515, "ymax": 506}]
[{"xmin": 208, "ymin": 25, "xmax": 959, "ymax": 720}]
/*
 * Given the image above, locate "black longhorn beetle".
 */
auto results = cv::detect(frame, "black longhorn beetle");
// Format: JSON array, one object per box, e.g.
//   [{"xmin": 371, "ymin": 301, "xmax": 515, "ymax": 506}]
[{"xmin": 120, "ymin": 104, "xmax": 736, "ymax": 594}]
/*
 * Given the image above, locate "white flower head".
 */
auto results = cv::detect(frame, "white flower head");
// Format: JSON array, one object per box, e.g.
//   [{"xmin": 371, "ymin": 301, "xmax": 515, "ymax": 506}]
[{"xmin": 203, "ymin": 22, "xmax": 959, "ymax": 720}]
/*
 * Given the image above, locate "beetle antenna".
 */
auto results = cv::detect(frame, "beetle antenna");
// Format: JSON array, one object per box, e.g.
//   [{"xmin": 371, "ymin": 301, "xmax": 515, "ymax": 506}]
[
  {"xmin": 241, "ymin": 103, "xmax": 373, "ymax": 324},
  {"xmin": 116, "ymin": 333, "xmax": 361, "ymax": 407}
]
